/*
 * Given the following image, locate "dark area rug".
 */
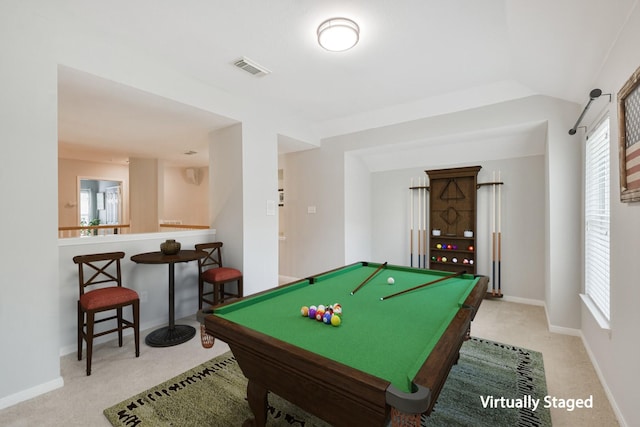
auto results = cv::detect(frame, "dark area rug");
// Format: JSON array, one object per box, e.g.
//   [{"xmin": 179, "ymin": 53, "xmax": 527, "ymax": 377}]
[{"xmin": 104, "ymin": 337, "xmax": 551, "ymax": 426}]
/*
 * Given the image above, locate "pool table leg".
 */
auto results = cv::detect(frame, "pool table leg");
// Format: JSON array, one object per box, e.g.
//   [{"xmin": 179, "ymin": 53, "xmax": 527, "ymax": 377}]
[{"xmin": 244, "ymin": 380, "xmax": 268, "ymax": 427}]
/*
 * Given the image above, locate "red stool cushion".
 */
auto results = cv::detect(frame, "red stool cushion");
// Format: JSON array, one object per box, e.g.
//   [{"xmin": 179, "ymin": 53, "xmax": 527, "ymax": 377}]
[
  {"xmin": 202, "ymin": 267, "xmax": 242, "ymax": 283},
  {"xmin": 80, "ymin": 287, "xmax": 139, "ymax": 310}
]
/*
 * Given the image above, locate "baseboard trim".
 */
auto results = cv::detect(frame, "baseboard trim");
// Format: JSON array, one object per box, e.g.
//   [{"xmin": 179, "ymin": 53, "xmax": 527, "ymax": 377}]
[
  {"xmin": 0, "ymin": 376, "xmax": 64, "ymax": 410},
  {"xmin": 501, "ymin": 295, "xmax": 545, "ymax": 306},
  {"xmin": 579, "ymin": 331, "xmax": 628, "ymax": 427}
]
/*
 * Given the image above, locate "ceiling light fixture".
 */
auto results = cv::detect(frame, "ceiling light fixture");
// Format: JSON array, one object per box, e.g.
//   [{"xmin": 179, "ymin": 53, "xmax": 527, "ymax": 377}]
[{"xmin": 317, "ymin": 18, "xmax": 359, "ymax": 52}]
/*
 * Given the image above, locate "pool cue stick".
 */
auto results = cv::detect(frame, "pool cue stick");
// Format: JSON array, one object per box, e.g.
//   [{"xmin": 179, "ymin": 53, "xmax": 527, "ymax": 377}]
[
  {"xmin": 491, "ymin": 171, "xmax": 496, "ymax": 296},
  {"xmin": 417, "ymin": 178, "xmax": 422, "ymax": 268},
  {"xmin": 410, "ymin": 178, "xmax": 414, "ymax": 267},
  {"xmin": 381, "ymin": 270, "xmax": 467, "ymax": 301},
  {"xmin": 422, "ymin": 179, "xmax": 427, "ymax": 269},
  {"xmin": 497, "ymin": 171, "xmax": 502, "ymax": 296},
  {"xmin": 351, "ymin": 262, "xmax": 388, "ymax": 295}
]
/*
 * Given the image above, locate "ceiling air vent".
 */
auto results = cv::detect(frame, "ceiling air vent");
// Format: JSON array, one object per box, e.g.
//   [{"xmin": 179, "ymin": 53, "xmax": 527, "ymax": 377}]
[{"xmin": 234, "ymin": 57, "xmax": 271, "ymax": 77}]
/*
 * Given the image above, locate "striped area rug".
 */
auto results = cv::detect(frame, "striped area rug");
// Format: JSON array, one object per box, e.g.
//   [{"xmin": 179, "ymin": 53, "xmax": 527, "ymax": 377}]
[{"xmin": 104, "ymin": 337, "xmax": 551, "ymax": 426}]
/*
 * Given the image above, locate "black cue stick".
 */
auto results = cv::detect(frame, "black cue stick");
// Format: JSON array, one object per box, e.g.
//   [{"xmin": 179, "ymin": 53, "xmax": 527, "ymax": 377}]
[
  {"xmin": 497, "ymin": 172, "xmax": 502, "ymax": 296},
  {"xmin": 380, "ymin": 270, "xmax": 466, "ymax": 301},
  {"xmin": 351, "ymin": 262, "xmax": 388, "ymax": 295},
  {"xmin": 410, "ymin": 179, "xmax": 414, "ymax": 267},
  {"xmin": 498, "ymin": 233, "xmax": 502, "ymax": 295},
  {"xmin": 492, "ymin": 232, "xmax": 496, "ymax": 295}
]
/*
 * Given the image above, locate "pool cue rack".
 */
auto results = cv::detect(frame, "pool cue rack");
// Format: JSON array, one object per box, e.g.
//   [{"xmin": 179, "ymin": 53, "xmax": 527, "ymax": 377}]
[
  {"xmin": 425, "ymin": 166, "xmax": 481, "ymax": 275},
  {"xmin": 409, "ymin": 167, "xmax": 505, "ymax": 298}
]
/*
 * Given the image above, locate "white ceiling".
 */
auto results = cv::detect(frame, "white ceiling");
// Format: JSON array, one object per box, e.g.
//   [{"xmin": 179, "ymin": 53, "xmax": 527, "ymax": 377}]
[{"xmin": 56, "ymin": 0, "xmax": 638, "ymax": 167}]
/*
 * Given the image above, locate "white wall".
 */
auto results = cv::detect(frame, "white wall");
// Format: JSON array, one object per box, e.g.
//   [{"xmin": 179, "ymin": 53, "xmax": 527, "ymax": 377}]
[
  {"xmin": 209, "ymin": 125, "xmax": 245, "ymax": 278},
  {"xmin": 162, "ymin": 166, "xmax": 209, "ymax": 226},
  {"xmin": 279, "ymin": 144, "xmax": 347, "ymax": 277},
  {"xmin": 345, "ymin": 153, "xmax": 373, "ymax": 264},
  {"xmin": 239, "ymin": 121, "xmax": 279, "ymax": 295},
  {"xmin": 0, "ymin": 4, "xmax": 61, "ymax": 407},
  {"xmin": 580, "ymin": 4, "xmax": 640, "ymax": 426},
  {"xmin": 209, "ymin": 122, "xmax": 280, "ymax": 296}
]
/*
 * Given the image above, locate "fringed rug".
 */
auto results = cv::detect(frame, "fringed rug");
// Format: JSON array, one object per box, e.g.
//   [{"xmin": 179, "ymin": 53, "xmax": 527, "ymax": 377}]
[{"xmin": 104, "ymin": 337, "xmax": 551, "ymax": 426}]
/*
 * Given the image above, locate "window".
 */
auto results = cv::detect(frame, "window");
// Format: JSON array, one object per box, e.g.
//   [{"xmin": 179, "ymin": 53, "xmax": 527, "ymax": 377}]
[{"xmin": 584, "ymin": 117, "xmax": 610, "ymax": 323}]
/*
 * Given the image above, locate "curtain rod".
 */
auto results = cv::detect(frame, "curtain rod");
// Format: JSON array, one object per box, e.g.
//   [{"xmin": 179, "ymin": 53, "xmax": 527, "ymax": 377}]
[{"xmin": 568, "ymin": 89, "xmax": 611, "ymax": 135}]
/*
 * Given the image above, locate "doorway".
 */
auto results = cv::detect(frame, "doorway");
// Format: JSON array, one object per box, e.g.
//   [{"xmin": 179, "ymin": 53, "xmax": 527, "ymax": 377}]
[{"xmin": 79, "ymin": 178, "xmax": 123, "ymax": 227}]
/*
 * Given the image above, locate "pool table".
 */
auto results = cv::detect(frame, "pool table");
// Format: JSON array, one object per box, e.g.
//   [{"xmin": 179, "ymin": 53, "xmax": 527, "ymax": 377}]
[{"xmin": 204, "ymin": 262, "xmax": 488, "ymax": 426}]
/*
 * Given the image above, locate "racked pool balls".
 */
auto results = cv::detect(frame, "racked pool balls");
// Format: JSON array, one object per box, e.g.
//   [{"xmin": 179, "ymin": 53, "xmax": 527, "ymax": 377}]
[{"xmin": 300, "ymin": 302, "xmax": 342, "ymax": 327}]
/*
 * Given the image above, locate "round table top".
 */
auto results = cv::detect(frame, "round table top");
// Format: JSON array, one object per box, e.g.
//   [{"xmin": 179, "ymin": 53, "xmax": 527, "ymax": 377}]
[{"xmin": 130, "ymin": 249, "xmax": 206, "ymax": 264}]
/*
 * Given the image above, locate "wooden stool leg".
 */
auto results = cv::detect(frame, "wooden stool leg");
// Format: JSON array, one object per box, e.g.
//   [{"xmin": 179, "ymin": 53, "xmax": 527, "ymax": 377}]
[
  {"xmin": 117, "ymin": 307, "xmax": 124, "ymax": 347},
  {"xmin": 133, "ymin": 300, "xmax": 140, "ymax": 357},
  {"xmin": 77, "ymin": 302, "xmax": 83, "ymax": 361},
  {"xmin": 86, "ymin": 311, "xmax": 95, "ymax": 376}
]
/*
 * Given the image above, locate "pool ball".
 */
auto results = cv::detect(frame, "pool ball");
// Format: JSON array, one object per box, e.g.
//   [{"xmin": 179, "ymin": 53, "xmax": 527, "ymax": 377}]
[
  {"xmin": 316, "ymin": 308, "xmax": 325, "ymax": 321},
  {"xmin": 387, "ymin": 277, "xmax": 395, "ymax": 285},
  {"xmin": 331, "ymin": 314, "xmax": 341, "ymax": 326},
  {"xmin": 452, "ymin": 257, "xmax": 458, "ymax": 263},
  {"xmin": 447, "ymin": 244, "xmax": 452, "ymax": 249},
  {"xmin": 323, "ymin": 312, "xmax": 333, "ymax": 324},
  {"xmin": 301, "ymin": 306, "xmax": 309, "ymax": 317},
  {"xmin": 333, "ymin": 304, "xmax": 342, "ymax": 315},
  {"xmin": 468, "ymin": 245, "xmax": 474, "ymax": 251},
  {"xmin": 318, "ymin": 304, "xmax": 326, "ymax": 312},
  {"xmin": 469, "ymin": 259, "xmax": 474, "ymax": 265},
  {"xmin": 308, "ymin": 306, "xmax": 317, "ymax": 319},
  {"xmin": 441, "ymin": 256, "xmax": 447, "ymax": 262},
  {"xmin": 436, "ymin": 243, "xmax": 442, "ymax": 249}
]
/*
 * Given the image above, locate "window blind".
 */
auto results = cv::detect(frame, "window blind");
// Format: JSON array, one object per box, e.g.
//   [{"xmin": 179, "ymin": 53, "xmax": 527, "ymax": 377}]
[{"xmin": 584, "ymin": 117, "xmax": 610, "ymax": 320}]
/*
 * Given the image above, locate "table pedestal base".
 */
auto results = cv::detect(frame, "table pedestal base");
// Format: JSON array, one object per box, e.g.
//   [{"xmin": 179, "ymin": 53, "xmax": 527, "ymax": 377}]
[{"xmin": 145, "ymin": 325, "xmax": 196, "ymax": 347}]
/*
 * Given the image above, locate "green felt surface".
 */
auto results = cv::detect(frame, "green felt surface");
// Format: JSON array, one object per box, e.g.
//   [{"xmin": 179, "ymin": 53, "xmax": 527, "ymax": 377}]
[{"xmin": 215, "ymin": 263, "xmax": 479, "ymax": 393}]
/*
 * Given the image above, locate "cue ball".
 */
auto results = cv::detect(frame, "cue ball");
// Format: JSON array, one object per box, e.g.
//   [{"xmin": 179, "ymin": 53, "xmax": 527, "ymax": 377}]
[{"xmin": 387, "ymin": 277, "xmax": 395, "ymax": 285}]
